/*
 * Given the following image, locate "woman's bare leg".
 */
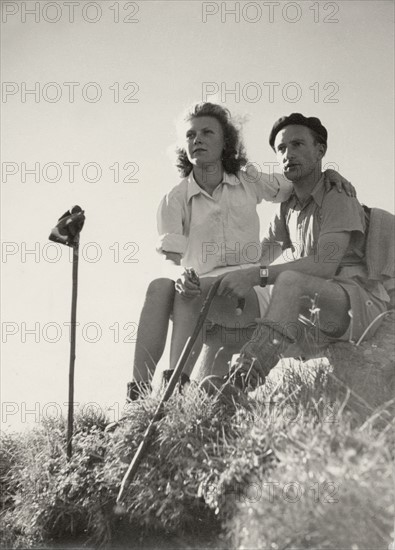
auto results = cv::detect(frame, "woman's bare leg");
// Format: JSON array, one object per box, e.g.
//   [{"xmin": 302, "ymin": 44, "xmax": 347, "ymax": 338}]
[
  {"xmin": 132, "ymin": 278, "xmax": 175, "ymax": 383},
  {"xmin": 190, "ymin": 325, "xmax": 236, "ymax": 381},
  {"xmin": 191, "ymin": 321, "xmax": 259, "ymax": 382},
  {"xmin": 170, "ymin": 278, "xmax": 261, "ymax": 377},
  {"xmin": 169, "ymin": 278, "xmax": 215, "ymax": 375}
]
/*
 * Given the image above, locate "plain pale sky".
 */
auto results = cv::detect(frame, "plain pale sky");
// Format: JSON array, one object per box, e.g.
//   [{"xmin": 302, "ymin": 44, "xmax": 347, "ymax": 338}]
[{"xmin": 1, "ymin": 0, "xmax": 394, "ymax": 430}]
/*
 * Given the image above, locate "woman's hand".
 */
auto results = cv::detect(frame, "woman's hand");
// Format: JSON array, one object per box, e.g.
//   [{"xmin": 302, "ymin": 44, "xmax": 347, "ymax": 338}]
[
  {"xmin": 175, "ymin": 269, "xmax": 201, "ymax": 298},
  {"xmin": 163, "ymin": 251, "xmax": 182, "ymax": 265},
  {"xmin": 324, "ymin": 169, "xmax": 356, "ymax": 197}
]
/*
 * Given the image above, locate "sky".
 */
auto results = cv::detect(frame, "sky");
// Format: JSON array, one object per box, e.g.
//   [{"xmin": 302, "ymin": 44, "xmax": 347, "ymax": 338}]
[{"xmin": 1, "ymin": 0, "xmax": 394, "ymax": 431}]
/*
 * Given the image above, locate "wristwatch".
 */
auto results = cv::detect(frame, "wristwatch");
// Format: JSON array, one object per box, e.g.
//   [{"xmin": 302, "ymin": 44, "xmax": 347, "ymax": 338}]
[{"xmin": 259, "ymin": 266, "xmax": 269, "ymax": 287}]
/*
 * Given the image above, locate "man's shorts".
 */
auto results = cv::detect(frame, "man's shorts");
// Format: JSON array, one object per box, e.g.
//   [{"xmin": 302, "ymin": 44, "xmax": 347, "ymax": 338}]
[
  {"xmin": 330, "ymin": 277, "xmax": 388, "ymax": 343},
  {"xmin": 201, "ymin": 270, "xmax": 387, "ymax": 345}
]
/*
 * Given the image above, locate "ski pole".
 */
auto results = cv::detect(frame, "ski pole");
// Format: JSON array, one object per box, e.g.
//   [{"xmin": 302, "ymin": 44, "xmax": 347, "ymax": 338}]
[
  {"xmin": 49, "ymin": 206, "xmax": 85, "ymax": 461},
  {"xmin": 115, "ymin": 277, "xmax": 221, "ymax": 509}
]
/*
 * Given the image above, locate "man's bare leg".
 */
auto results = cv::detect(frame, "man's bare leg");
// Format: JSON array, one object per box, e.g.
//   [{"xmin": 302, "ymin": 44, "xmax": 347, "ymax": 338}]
[
  {"xmin": 232, "ymin": 270, "xmax": 350, "ymax": 388},
  {"xmin": 266, "ymin": 270, "xmax": 350, "ymax": 339}
]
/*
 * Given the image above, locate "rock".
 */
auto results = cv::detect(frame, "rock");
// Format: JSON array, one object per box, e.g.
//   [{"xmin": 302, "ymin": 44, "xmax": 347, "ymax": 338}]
[{"xmin": 325, "ymin": 313, "xmax": 395, "ymax": 418}]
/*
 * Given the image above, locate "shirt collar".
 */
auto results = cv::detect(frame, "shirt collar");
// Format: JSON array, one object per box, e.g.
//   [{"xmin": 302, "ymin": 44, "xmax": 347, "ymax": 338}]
[
  {"xmin": 310, "ymin": 174, "xmax": 326, "ymax": 207},
  {"xmin": 186, "ymin": 170, "xmax": 240, "ymax": 202},
  {"xmin": 287, "ymin": 173, "xmax": 326, "ymax": 209}
]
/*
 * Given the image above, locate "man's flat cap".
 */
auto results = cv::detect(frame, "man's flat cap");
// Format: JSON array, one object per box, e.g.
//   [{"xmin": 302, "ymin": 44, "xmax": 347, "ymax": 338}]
[{"xmin": 269, "ymin": 113, "xmax": 328, "ymax": 149}]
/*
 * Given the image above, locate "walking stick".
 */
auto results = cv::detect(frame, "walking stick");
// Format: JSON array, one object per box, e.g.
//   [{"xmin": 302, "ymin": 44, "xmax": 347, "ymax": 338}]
[
  {"xmin": 115, "ymin": 277, "xmax": 221, "ymax": 510},
  {"xmin": 49, "ymin": 206, "xmax": 85, "ymax": 461},
  {"xmin": 67, "ymin": 236, "xmax": 79, "ymax": 460}
]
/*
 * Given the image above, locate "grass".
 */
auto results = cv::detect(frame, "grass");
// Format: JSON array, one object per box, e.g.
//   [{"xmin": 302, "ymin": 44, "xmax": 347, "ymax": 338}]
[{"xmin": 1, "ymin": 358, "xmax": 394, "ymax": 550}]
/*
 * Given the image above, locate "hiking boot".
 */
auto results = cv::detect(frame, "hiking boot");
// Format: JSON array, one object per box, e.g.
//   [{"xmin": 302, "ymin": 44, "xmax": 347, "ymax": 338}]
[
  {"xmin": 226, "ymin": 353, "xmax": 265, "ymax": 391},
  {"xmin": 162, "ymin": 369, "xmax": 190, "ymax": 393},
  {"xmin": 126, "ymin": 380, "xmax": 151, "ymax": 403},
  {"xmin": 199, "ymin": 375, "xmax": 251, "ymax": 410}
]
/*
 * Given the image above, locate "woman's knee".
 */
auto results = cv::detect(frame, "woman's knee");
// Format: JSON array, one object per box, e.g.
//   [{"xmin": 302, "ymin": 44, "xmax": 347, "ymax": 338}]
[
  {"xmin": 146, "ymin": 277, "xmax": 175, "ymax": 296},
  {"xmin": 144, "ymin": 278, "xmax": 175, "ymax": 310}
]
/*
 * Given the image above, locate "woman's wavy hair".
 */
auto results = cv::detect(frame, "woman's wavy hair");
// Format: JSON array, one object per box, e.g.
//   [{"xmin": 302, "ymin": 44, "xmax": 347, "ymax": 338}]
[{"xmin": 176, "ymin": 102, "xmax": 248, "ymax": 177}]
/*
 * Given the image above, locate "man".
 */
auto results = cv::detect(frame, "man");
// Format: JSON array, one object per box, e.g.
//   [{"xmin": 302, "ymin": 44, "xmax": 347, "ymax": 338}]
[{"xmin": 215, "ymin": 113, "xmax": 390, "ymax": 390}]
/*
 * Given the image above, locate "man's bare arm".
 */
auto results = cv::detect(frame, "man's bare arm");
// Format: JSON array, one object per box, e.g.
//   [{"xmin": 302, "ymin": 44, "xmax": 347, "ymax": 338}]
[
  {"xmin": 217, "ymin": 231, "xmax": 351, "ymax": 298},
  {"xmin": 267, "ymin": 231, "xmax": 351, "ymax": 281},
  {"xmin": 260, "ymin": 239, "xmax": 284, "ymax": 266}
]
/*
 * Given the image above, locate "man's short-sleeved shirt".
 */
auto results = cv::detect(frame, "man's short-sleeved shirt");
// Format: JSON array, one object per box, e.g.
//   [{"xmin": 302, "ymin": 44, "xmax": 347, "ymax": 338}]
[
  {"xmin": 265, "ymin": 174, "xmax": 365, "ymax": 266},
  {"xmin": 157, "ymin": 168, "xmax": 292, "ymax": 275},
  {"xmin": 262, "ymin": 175, "xmax": 388, "ymax": 301}
]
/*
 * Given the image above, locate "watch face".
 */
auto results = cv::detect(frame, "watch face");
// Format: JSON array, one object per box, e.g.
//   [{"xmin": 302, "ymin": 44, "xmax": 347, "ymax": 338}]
[{"xmin": 260, "ymin": 268, "xmax": 269, "ymax": 278}]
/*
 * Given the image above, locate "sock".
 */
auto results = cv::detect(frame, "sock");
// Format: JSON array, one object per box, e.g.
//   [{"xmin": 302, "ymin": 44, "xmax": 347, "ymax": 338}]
[{"xmin": 229, "ymin": 319, "xmax": 295, "ymax": 390}]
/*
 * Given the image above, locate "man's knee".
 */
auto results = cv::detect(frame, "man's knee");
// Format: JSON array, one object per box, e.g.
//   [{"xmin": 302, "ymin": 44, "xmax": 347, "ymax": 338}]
[{"xmin": 273, "ymin": 270, "xmax": 305, "ymax": 295}]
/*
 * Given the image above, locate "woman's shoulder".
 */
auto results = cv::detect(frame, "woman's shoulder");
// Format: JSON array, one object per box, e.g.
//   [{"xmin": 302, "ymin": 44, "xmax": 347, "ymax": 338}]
[{"xmin": 160, "ymin": 175, "xmax": 190, "ymax": 204}]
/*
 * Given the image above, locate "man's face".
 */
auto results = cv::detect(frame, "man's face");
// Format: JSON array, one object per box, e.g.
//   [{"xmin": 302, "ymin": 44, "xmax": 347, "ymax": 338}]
[{"xmin": 274, "ymin": 125, "xmax": 326, "ymax": 182}]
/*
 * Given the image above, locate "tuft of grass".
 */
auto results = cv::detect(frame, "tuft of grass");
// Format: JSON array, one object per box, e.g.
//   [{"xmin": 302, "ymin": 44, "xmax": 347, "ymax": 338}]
[
  {"xmin": 0, "ymin": 407, "xmax": 115, "ymax": 548},
  {"xmin": 226, "ymin": 417, "xmax": 394, "ymax": 550}
]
